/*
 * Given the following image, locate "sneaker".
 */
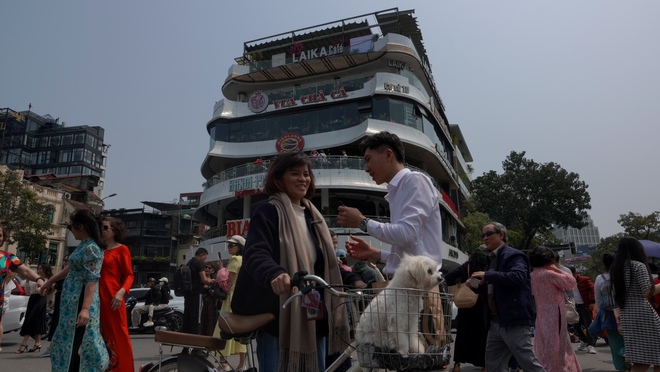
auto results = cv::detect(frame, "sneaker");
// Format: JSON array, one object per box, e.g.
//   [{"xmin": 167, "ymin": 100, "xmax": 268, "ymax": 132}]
[
  {"xmin": 143, "ymin": 321, "xmax": 154, "ymax": 327},
  {"xmin": 577, "ymin": 342, "xmax": 588, "ymax": 351},
  {"xmin": 587, "ymin": 345, "xmax": 596, "ymax": 354}
]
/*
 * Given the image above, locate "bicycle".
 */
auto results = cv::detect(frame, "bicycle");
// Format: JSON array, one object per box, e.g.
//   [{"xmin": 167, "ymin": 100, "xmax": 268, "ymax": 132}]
[
  {"xmin": 138, "ymin": 312, "xmax": 274, "ymax": 372},
  {"xmin": 141, "ymin": 271, "xmax": 453, "ymax": 371}
]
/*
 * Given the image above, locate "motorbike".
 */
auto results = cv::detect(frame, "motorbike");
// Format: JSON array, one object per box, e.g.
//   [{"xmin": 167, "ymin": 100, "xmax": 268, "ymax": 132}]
[{"xmin": 125, "ymin": 296, "xmax": 184, "ymax": 333}]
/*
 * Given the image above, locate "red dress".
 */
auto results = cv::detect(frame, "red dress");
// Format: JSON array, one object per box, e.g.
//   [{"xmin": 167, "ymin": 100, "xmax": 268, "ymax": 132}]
[{"xmin": 99, "ymin": 244, "xmax": 135, "ymax": 372}]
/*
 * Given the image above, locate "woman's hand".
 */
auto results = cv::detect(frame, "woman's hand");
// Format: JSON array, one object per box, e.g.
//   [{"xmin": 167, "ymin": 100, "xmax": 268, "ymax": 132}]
[
  {"xmin": 111, "ymin": 292, "xmax": 123, "ymax": 311},
  {"xmin": 271, "ymin": 273, "xmax": 291, "ymax": 296},
  {"xmin": 77, "ymin": 308, "xmax": 90, "ymax": 328},
  {"xmin": 40, "ymin": 280, "xmax": 53, "ymax": 296}
]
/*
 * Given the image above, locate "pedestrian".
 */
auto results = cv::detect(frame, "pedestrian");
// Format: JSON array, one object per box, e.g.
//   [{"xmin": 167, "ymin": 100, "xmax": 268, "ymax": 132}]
[
  {"xmin": 569, "ymin": 266, "xmax": 597, "ymax": 354},
  {"xmin": 99, "ymin": 217, "xmax": 134, "ymax": 371},
  {"xmin": 131, "ymin": 278, "xmax": 166, "ymax": 328},
  {"xmin": 182, "ymin": 248, "xmax": 215, "ymax": 334},
  {"xmin": 444, "ymin": 247, "xmax": 490, "ymax": 372},
  {"xmin": 0, "ymin": 223, "xmax": 48, "ymax": 353},
  {"xmin": 529, "ymin": 246, "xmax": 581, "ymax": 372},
  {"xmin": 611, "ymin": 237, "xmax": 660, "ymax": 372},
  {"xmin": 337, "ymin": 131, "xmax": 442, "ymax": 275},
  {"xmin": 200, "ymin": 263, "xmax": 218, "ymax": 337},
  {"xmin": 16, "ymin": 263, "xmax": 52, "ymax": 354},
  {"xmin": 469, "ymin": 222, "xmax": 546, "ymax": 372},
  {"xmin": 592, "ymin": 254, "xmax": 626, "ymax": 371},
  {"xmin": 40, "ymin": 209, "xmax": 109, "ymax": 371},
  {"xmin": 231, "ymin": 151, "xmax": 359, "ymax": 372}
]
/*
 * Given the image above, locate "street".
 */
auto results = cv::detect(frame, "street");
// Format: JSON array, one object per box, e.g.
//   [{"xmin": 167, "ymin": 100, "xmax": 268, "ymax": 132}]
[{"xmin": 0, "ymin": 329, "xmax": 644, "ymax": 371}]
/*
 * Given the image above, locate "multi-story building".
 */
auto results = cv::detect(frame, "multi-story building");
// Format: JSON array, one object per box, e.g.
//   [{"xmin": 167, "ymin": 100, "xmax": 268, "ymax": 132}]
[
  {"xmin": 0, "ymin": 107, "xmax": 108, "ymax": 198},
  {"xmin": 194, "ymin": 8, "xmax": 473, "ymax": 270},
  {"xmin": 553, "ymin": 214, "xmax": 601, "ymax": 253},
  {"xmin": 102, "ymin": 193, "xmax": 204, "ymax": 284}
]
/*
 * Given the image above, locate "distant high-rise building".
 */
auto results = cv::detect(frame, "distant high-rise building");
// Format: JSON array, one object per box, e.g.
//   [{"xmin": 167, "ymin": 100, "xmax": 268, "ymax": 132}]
[
  {"xmin": 553, "ymin": 214, "xmax": 601, "ymax": 249},
  {"xmin": 0, "ymin": 107, "xmax": 108, "ymax": 197}
]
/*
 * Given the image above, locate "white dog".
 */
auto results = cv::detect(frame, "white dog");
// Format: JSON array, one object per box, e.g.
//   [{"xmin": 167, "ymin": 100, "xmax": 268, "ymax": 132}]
[{"xmin": 355, "ymin": 254, "xmax": 442, "ymax": 358}]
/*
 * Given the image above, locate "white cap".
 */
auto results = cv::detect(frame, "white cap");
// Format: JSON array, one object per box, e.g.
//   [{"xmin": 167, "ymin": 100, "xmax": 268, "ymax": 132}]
[
  {"xmin": 227, "ymin": 235, "xmax": 246, "ymax": 247},
  {"xmin": 159, "ymin": 277, "xmax": 168, "ymax": 283}
]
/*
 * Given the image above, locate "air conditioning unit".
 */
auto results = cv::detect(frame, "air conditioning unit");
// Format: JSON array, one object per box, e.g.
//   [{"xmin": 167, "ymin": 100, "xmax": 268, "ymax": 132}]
[{"xmin": 63, "ymin": 193, "xmax": 71, "ymax": 199}]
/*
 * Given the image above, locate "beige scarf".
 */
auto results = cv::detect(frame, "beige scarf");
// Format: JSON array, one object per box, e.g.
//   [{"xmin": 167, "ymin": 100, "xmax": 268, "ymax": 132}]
[{"xmin": 270, "ymin": 192, "xmax": 349, "ymax": 372}]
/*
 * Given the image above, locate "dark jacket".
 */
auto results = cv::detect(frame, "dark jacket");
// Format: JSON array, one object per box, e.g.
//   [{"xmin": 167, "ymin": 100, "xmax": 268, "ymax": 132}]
[
  {"xmin": 351, "ymin": 261, "xmax": 380, "ymax": 284},
  {"xmin": 145, "ymin": 284, "xmax": 162, "ymax": 306},
  {"xmin": 232, "ymin": 202, "xmax": 360, "ymax": 336},
  {"xmin": 481, "ymin": 244, "xmax": 536, "ymax": 327}
]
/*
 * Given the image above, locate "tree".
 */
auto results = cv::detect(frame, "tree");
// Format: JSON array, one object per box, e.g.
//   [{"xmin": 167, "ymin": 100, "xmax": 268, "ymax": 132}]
[
  {"xmin": 460, "ymin": 211, "xmax": 491, "ymax": 255},
  {"xmin": 472, "ymin": 151, "xmax": 591, "ymax": 251},
  {"xmin": 617, "ymin": 212, "xmax": 660, "ymax": 241},
  {"xmin": 0, "ymin": 168, "xmax": 55, "ymax": 262},
  {"xmin": 582, "ymin": 233, "xmax": 625, "ymax": 279}
]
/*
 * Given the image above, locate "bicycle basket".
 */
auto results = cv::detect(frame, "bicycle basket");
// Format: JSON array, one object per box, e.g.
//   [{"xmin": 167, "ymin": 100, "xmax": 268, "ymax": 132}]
[{"xmin": 347, "ymin": 287, "xmax": 453, "ymax": 371}]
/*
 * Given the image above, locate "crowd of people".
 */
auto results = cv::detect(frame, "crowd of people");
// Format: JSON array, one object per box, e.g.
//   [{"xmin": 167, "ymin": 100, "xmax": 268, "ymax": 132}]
[{"xmin": 1, "ymin": 130, "xmax": 659, "ymax": 372}]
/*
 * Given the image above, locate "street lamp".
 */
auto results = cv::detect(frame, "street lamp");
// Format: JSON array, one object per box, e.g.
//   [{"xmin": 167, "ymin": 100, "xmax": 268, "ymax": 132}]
[{"xmin": 102, "ymin": 193, "xmax": 117, "ymax": 201}]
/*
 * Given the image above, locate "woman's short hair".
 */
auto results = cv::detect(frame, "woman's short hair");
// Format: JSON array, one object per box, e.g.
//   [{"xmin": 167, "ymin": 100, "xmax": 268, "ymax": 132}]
[
  {"xmin": 263, "ymin": 151, "xmax": 315, "ymax": 199},
  {"xmin": 528, "ymin": 246, "xmax": 556, "ymax": 268},
  {"xmin": 38, "ymin": 263, "xmax": 53, "ymax": 278},
  {"xmin": 102, "ymin": 216, "xmax": 127, "ymax": 243}
]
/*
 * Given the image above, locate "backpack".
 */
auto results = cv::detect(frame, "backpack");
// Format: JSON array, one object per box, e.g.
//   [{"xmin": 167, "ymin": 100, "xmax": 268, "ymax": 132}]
[
  {"xmin": 599, "ymin": 274, "xmax": 617, "ymax": 310},
  {"xmin": 173, "ymin": 264, "xmax": 192, "ymax": 296}
]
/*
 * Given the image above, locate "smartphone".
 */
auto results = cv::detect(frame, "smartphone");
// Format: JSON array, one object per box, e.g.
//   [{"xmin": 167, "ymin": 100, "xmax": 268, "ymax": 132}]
[
  {"xmin": 468, "ymin": 277, "xmax": 481, "ymax": 288},
  {"xmin": 338, "ymin": 201, "xmax": 345, "ymax": 208}
]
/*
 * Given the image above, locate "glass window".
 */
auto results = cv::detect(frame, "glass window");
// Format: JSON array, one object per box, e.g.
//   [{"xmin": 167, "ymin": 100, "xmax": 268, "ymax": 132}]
[
  {"xmin": 72, "ymin": 148, "xmax": 83, "ymax": 161},
  {"xmin": 39, "ymin": 136, "xmax": 49, "ymax": 147},
  {"xmin": 49, "ymin": 135, "xmax": 60, "ymax": 146},
  {"xmin": 74, "ymin": 133, "xmax": 85, "ymax": 144},
  {"xmin": 70, "ymin": 165, "xmax": 82, "ymax": 174},
  {"xmin": 86, "ymin": 134, "xmax": 95, "ymax": 148},
  {"xmin": 61, "ymin": 134, "xmax": 73, "ymax": 145}
]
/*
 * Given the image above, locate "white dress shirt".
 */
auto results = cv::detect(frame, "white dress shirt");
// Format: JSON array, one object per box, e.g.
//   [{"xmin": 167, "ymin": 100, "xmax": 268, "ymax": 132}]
[{"xmin": 366, "ymin": 168, "xmax": 443, "ymax": 274}]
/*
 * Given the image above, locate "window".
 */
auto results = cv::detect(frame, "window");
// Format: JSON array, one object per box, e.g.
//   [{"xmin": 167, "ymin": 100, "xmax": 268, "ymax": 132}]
[
  {"xmin": 61, "ymin": 134, "xmax": 73, "ymax": 145},
  {"xmin": 49, "ymin": 135, "xmax": 60, "ymax": 146},
  {"xmin": 74, "ymin": 133, "xmax": 85, "ymax": 144}
]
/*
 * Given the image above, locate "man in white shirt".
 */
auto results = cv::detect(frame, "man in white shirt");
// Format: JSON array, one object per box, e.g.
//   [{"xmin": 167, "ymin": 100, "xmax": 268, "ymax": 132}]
[{"xmin": 337, "ymin": 131, "xmax": 443, "ymax": 274}]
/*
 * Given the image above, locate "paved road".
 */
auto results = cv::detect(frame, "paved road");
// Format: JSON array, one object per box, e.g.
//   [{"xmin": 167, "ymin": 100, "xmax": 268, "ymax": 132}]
[{"xmin": 0, "ymin": 330, "xmax": 647, "ymax": 371}]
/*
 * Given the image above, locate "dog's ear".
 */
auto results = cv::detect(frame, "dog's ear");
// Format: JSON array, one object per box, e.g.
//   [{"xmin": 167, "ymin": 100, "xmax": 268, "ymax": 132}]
[{"xmin": 406, "ymin": 257, "xmax": 423, "ymax": 286}]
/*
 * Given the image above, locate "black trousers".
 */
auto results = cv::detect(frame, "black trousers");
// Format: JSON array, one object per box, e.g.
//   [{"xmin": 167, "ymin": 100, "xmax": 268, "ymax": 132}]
[
  {"xmin": 182, "ymin": 293, "xmax": 201, "ymax": 334},
  {"xmin": 573, "ymin": 303, "xmax": 596, "ymax": 346}
]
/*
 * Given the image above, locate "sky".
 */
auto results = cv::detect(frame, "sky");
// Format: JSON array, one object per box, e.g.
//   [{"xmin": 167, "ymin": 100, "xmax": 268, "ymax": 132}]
[{"xmin": 2, "ymin": 1, "xmax": 659, "ymax": 238}]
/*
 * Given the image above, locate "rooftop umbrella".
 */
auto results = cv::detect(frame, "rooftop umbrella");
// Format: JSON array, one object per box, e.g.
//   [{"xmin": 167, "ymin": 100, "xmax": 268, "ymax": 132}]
[{"xmin": 640, "ymin": 239, "xmax": 660, "ymax": 258}]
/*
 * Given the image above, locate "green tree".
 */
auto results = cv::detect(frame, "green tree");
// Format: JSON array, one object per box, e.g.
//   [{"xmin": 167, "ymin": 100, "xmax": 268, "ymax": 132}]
[
  {"xmin": 460, "ymin": 211, "xmax": 491, "ymax": 255},
  {"xmin": 617, "ymin": 212, "xmax": 660, "ymax": 241},
  {"xmin": 472, "ymin": 151, "xmax": 591, "ymax": 251},
  {"xmin": 0, "ymin": 169, "xmax": 55, "ymax": 262},
  {"xmin": 582, "ymin": 233, "xmax": 624, "ymax": 279}
]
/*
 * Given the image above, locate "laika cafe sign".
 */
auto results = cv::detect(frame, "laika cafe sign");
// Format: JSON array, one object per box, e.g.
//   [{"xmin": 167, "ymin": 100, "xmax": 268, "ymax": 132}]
[{"xmin": 291, "ymin": 42, "xmax": 343, "ymax": 62}]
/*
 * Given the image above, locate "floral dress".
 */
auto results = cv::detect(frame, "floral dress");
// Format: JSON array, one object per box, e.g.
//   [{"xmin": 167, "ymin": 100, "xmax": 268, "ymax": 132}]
[
  {"xmin": 51, "ymin": 238, "xmax": 109, "ymax": 372},
  {"xmin": 215, "ymin": 255, "xmax": 246, "ymax": 356},
  {"xmin": 531, "ymin": 266, "xmax": 581, "ymax": 372},
  {"xmin": 0, "ymin": 250, "xmax": 22, "ymax": 317}
]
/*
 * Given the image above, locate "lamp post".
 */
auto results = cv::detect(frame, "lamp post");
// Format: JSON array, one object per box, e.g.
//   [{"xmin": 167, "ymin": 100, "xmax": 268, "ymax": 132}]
[{"xmin": 99, "ymin": 193, "xmax": 117, "ymax": 213}]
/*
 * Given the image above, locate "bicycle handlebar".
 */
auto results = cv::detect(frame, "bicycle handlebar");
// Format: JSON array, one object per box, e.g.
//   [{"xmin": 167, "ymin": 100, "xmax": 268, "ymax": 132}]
[{"xmin": 282, "ymin": 271, "xmax": 352, "ymax": 309}]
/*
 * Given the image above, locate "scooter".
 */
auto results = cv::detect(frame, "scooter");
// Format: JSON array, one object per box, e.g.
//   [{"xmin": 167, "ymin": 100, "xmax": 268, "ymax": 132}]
[{"xmin": 125, "ymin": 297, "xmax": 184, "ymax": 333}]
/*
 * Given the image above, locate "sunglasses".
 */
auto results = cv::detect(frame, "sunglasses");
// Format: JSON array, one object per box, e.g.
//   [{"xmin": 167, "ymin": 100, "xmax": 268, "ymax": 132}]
[
  {"xmin": 102, "ymin": 225, "xmax": 111, "ymax": 231},
  {"xmin": 482, "ymin": 231, "xmax": 499, "ymax": 239},
  {"xmin": 66, "ymin": 224, "xmax": 75, "ymax": 231}
]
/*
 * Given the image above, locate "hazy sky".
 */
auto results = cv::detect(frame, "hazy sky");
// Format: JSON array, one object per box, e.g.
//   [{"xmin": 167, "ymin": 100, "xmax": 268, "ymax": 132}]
[{"xmin": 2, "ymin": 1, "xmax": 658, "ymax": 238}]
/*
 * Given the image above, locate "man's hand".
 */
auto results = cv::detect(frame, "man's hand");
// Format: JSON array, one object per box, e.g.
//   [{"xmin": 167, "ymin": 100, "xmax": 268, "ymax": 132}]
[
  {"xmin": 470, "ymin": 271, "xmax": 486, "ymax": 286},
  {"xmin": 345, "ymin": 235, "xmax": 379, "ymax": 261},
  {"xmin": 337, "ymin": 206, "xmax": 365, "ymax": 228}
]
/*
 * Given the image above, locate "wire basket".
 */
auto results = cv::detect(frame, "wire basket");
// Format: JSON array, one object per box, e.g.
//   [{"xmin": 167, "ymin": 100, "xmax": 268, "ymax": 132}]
[{"xmin": 347, "ymin": 287, "xmax": 453, "ymax": 371}]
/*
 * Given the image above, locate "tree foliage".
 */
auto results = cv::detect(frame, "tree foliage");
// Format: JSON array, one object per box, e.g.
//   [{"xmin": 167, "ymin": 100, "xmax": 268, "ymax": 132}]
[
  {"xmin": 617, "ymin": 212, "xmax": 660, "ymax": 241},
  {"xmin": 0, "ymin": 169, "xmax": 55, "ymax": 262},
  {"xmin": 472, "ymin": 151, "xmax": 591, "ymax": 251},
  {"xmin": 460, "ymin": 211, "xmax": 491, "ymax": 255}
]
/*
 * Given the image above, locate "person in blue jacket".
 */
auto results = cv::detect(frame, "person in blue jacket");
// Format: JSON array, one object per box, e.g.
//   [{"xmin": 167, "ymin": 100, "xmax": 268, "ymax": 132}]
[{"xmin": 469, "ymin": 222, "xmax": 546, "ymax": 372}]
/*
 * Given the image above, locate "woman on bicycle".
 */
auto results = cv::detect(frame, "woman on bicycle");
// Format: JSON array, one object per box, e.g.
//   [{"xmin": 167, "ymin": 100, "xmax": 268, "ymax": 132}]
[{"xmin": 232, "ymin": 151, "xmax": 361, "ymax": 372}]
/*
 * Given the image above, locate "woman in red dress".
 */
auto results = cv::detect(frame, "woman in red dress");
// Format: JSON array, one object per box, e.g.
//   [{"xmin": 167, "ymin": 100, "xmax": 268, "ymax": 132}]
[{"xmin": 100, "ymin": 217, "xmax": 135, "ymax": 371}]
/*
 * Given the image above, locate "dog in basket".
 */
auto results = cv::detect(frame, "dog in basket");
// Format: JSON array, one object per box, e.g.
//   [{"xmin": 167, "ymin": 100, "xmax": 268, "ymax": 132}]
[{"xmin": 355, "ymin": 254, "xmax": 442, "ymax": 358}]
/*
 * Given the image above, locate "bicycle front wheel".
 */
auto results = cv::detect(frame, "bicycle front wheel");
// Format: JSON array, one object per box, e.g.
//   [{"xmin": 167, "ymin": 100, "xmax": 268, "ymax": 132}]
[{"xmin": 142, "ymin": 355, "xmax": 216, "ymax": 372}]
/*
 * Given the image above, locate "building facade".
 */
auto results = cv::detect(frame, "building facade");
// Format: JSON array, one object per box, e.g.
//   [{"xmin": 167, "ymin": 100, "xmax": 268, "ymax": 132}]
[
  {"xmin": 194, "ymin": 9, "xmax": 474, "ymax": 271},
  {"xmin": 553, "ymin": 214, "xmax": 601, "ymax": 250},
  {"xmin": 0, "ymin": 107, "xmax": 108, "ymax": 198}
]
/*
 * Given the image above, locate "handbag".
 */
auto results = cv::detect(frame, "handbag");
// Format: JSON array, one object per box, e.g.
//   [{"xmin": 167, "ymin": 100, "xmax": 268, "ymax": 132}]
[
  {"xmin": 564, "ymin": 293, "xmax": 580, "ymax": 324},
  {"xmin": 447, "ymin": 263, "xmax": 478, "ymax": 309}
]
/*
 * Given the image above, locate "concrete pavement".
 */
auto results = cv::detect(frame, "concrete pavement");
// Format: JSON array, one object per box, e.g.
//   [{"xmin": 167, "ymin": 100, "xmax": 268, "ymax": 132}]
[{"xmin": 0, "ymin": 330, "xmax": 649, "ymax": 371}]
